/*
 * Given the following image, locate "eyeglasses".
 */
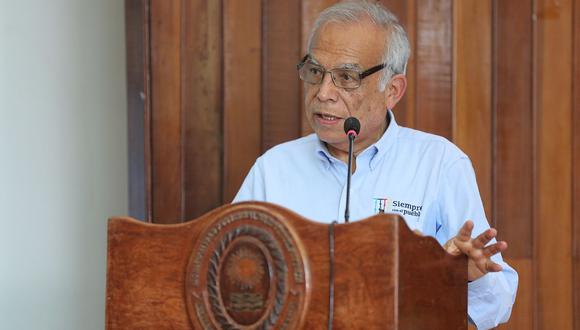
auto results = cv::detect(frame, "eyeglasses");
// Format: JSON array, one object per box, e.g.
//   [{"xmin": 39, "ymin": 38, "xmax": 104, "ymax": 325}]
[{"xmin": 296, "ymin": 55, "xmax": 386, "ymax": 89}]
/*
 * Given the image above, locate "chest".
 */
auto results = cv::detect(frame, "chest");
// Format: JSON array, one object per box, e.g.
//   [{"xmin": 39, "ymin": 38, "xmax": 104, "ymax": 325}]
[{"xmin": 266, "ymin": 159, "xmax": 440, "ymax": 235}]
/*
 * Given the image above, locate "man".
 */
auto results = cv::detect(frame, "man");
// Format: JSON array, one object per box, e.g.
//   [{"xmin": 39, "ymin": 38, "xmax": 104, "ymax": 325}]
[{"xmin": 234, "ymin": 1, "xmax": 518, "ymax": 329}]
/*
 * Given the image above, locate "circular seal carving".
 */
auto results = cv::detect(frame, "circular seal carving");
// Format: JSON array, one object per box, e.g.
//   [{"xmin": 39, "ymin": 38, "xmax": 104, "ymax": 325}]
[{"xmin": 185, "ymin": 210, "xmax": 307, "ymax": 330}]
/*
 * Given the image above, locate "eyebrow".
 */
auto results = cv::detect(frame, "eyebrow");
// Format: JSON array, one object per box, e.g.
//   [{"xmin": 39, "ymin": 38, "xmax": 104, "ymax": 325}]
[
  {"xmin": 335, "ymin": 63, "xmax": 362, "ymax": 70},
  {"xmin": 307, "ymin": 55, "xmax": 362, "ymax": 70},
  {"xmin": 305, "ymin": 55, "xmax": 320, "ymax": 65}
]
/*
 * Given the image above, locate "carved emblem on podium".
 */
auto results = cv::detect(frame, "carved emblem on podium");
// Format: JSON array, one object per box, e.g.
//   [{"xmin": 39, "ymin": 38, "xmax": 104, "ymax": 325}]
[{"xmin": 185, "ymin": 210, "xmax": 308, "ymax": 329}]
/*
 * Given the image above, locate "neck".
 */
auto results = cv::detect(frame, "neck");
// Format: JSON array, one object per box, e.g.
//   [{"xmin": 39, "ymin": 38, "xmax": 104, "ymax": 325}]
[{"xmin": 327, "ymin": 142, "xmax": 358, "ymax": 166}]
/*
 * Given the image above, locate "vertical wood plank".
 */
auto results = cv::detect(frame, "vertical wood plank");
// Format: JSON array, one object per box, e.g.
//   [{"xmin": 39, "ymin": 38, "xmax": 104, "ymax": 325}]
[
  {"xmin": 300, "ymin": 0, "xmax": 338, "ymax": 136},
  {"xmin": 493, "ymin": 0, "xmax": 535, "ymax": 327},
  {"xmin": 453, "ymin": 0, "xmax": 492, "ymax": 218},
  {"xmin": 125, "ymin": 0, "xmax": 151, "ymax": 221},
  {"xmin": 499, "ymin": 258, "xmax": 533, "ymax": 330},
  {"xmin": 150, "ymin": 0, "xmax": 183, "ymax": 223},
  {"xmin": 223, "ymin": 0, "xmax": 262, "ymax": 202},
  {"xmin": 535, "ymin": 0, "xmax": 573, "ymax": 328},
  {"xmin": 493, "ymin": 0, "xmax": 534, "ymax": 259},
  {"xmin": 415, "ymin": 0, "xmax": 453, "ymax": 140},
  {"xmin": 262, "ymin": 0, "xmax": 302, "ymax": 150},
  {"xmin": 573, "ymin": 0, "xmax": 580, "ymax": 327},
  {"xmin": 182, "ymin": 0, "xmax": 223, "ymax": 219}
]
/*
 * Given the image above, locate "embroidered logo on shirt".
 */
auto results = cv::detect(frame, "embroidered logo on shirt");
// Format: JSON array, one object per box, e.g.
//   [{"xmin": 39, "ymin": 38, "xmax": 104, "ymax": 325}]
[
  {"xmin": 373, "ymin": 197, "xmax": 422, "ymax": 218},
  {"xmin": 373, "ymin": 197, "xmax": 390, "ymax": 214}
]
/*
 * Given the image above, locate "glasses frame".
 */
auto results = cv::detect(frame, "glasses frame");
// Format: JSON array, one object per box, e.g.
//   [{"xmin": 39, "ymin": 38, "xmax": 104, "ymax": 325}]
[{"xmin": 296, "ymin": 54, "xmax": 387, "ymax": 89}]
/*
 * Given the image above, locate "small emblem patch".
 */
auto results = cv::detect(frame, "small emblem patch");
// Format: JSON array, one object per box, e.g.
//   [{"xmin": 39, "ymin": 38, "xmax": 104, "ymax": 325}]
[{"xmin": 373, "ymin": 197, "xmax": 390, "ymax": 214}]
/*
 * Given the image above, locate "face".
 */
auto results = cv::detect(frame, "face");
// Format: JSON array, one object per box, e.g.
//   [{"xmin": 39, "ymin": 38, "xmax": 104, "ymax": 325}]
[{"xmin": 304, "ymin": 20, "xmax": 406, "ymax": 155}]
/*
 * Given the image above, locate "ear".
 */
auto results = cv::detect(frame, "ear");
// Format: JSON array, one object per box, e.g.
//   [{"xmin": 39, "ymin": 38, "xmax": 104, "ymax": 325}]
[{"xmin": 384, "ymin": 74, "xmax": 407, "ymax": 109}]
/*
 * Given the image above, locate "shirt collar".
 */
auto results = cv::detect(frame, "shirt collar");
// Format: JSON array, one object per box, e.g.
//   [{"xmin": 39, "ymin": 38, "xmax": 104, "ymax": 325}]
[
  {"xmin": 314, "ymin": 109, "xmax": 400, "ymax": 170},
  {"xmin": 315, "ymin": 138, "xmax": 333, "ymax": 169}
]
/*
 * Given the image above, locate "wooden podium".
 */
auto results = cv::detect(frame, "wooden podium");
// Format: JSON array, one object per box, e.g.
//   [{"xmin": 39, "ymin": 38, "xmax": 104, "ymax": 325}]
[{"xmin": 106, "ymin": 202, "xmax": 467, "ymax": 329}]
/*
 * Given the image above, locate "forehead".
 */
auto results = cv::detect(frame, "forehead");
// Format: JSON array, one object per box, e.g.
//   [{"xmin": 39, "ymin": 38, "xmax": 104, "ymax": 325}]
[{"xmin": 310, "ymin": 20, "xmax": 388, "ymax": 68}]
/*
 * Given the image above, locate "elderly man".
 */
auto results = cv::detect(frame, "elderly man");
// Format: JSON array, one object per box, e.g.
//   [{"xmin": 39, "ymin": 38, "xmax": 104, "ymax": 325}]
[{"xmin": 234, "ymin": 1, "xmax": 518, "ymax": 329}]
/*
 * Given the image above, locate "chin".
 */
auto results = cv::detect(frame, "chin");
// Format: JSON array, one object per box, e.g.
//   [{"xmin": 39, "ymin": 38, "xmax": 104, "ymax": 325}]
[{"xmin": 315, "ymin": 131, "xmax": 344, "ymax": 147}]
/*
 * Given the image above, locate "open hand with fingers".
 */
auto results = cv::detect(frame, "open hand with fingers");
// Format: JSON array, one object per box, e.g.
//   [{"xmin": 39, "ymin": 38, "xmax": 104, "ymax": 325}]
[{"xmin": 443, "ymin": 220, "xmax": 508, "ymax": 282}]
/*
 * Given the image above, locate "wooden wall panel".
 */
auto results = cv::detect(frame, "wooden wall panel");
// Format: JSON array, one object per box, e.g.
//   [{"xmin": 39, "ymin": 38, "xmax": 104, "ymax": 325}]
[
  {"xmin": 535, "ymin": 0, "xmax": 574, "ymax": 328},
  {"xmin": 262, "ymin": 0, "xmax": 302, "ymax": 150},
  {"xmin": 503, "ymin": 258, "xmax": 534, "ymax": 330},
  {"xmin": 493, "ymin": 0, "xmax": 534, "ymax": 260},
  {"xmin": 453, "ymin": 0, "xmax": 492, "ymax": 218},
  {"xmin": 222, "ymin": 0, "xmax": 262, "ymax": 202},
  {"xmin": 127, "ymin": 1, "xmax": 580, "ymax": 327},
  {"xmin": 415, "ymin": 0, "xmax": 453, "ymax": 140},
  {"xmin": 182, "ymin": 0, "xmax": 222, "ymax": 219},
  {"xmin": 150, "ymin": 0, "xmax": 183, "ymax": 223},
  {"xmin": 493, "ymin": 0, "xmax": 535, "ymax": 328},
  {"xmin": 573, "ymin": 0, "xmax": 580, "ymax": 327}
]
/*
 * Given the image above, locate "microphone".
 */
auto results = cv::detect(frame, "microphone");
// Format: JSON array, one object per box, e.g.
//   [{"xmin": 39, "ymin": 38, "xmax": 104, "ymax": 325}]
[
  {"xmin": 344, "ymin": 117, "xmax": 360, "ymax": 138},
  {"xmin": 343, "ymin": 117, "xmax": 360, "ymax": 223}
]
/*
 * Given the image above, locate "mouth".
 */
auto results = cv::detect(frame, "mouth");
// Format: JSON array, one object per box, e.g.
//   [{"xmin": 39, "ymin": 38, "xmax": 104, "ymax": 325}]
[{"xmin": 314, "ymin": 112, "xmax": 344, "ymax": 124}]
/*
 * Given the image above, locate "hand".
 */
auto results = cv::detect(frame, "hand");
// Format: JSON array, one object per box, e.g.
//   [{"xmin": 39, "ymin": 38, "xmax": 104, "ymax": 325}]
[{"xmin": 443, "ymin": 220, "xmax": 508, "ymax": 282}]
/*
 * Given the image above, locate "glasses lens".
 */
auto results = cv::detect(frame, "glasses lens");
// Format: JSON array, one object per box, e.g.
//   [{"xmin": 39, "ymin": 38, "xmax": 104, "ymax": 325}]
[
  {"xmin": 331, "ymin": 69, "xmax": 360, "ymax": 89},
  {"xmin": 299, "ymin": 62, "xmax": 324, "ymax": 84}
]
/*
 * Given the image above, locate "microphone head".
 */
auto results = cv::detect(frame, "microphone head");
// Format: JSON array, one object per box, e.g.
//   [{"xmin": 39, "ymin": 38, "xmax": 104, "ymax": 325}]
[{"xmin": 344, "ymin": 117, "xmax": 361, "ymax": 137}]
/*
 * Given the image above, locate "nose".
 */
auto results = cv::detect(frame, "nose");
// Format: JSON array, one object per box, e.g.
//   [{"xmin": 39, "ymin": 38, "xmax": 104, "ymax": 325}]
[{"xmin": 316, "ymin": 72, "xmax": 339, "ymax": 103}]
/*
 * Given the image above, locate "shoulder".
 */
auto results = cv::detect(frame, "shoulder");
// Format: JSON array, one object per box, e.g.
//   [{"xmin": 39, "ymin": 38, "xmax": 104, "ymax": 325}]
[
  {"xmin": 396, "ymin": 126, "xmax": 468, "ymax": 166},
  {"xmin": 259, "ymin": 133, "xmax": 319, "ymax": 162}
]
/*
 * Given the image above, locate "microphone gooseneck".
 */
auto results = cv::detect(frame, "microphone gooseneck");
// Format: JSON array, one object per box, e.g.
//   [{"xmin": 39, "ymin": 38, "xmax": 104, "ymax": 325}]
[{"xmin": 343, "ymin": 117, "xmax": 360, "ymax": 223}]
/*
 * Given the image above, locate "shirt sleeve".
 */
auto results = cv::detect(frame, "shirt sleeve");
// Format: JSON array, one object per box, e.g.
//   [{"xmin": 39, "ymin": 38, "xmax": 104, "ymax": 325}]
[
  {"xmin": 436, "ymin": 157, "xmax": 518, "ymax": 330},
  {"xmin": 232, "ymin": 158, "xmax": 266, "ymax": 203}
]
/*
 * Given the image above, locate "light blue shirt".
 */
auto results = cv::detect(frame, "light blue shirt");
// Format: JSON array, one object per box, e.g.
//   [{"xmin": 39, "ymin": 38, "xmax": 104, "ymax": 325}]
[{"xmin": 234, "ymin": 111, "xmax": 518, "ymax": 330}]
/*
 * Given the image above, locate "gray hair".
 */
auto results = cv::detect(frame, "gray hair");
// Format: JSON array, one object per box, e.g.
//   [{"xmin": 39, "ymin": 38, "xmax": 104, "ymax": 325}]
[{"xmin": 307, "ymin": 1, "xmax": 410, "ymax": 91}]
